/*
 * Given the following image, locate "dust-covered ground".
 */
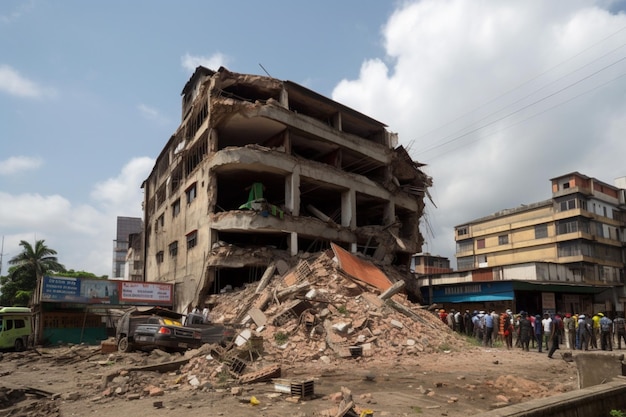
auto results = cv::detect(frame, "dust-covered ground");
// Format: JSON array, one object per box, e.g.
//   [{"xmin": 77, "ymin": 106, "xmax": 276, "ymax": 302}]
[
  {"xmin": 0, "ymin": 252, "xmax": 598, "ymax": 416},
  {"xmin": 0, "ymin": 338, "xmax": 583, "ymax": 417}
]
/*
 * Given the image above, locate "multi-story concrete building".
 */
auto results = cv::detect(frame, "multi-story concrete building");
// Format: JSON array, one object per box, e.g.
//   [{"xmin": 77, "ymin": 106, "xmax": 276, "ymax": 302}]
[
  {"xmin": 142, "ymin": 67, "xmax": 432, "ymax": 313},
  {"xmin": 124, "ymin": 231, "xmax": 143, "ymax": 281},
  {"xmin": 112, "ymin": 216, "xmax": 142, "ymax": 279},
  {"xmin": 419, "ymin": 172, "xmax": 626, "ymax": 315},
  {"xmin": 411, "ymin": 253, "xmax": 452, "ymax": 275}
]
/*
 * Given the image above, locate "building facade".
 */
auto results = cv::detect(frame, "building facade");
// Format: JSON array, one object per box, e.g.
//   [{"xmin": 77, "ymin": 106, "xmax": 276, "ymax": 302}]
[
  {"xmin": 124, "ymin": 231, "xmax": 143, "ymax": 281},
  {"xmin": 112, "ymin": 216, "xmax": 142, "ymax": 279},
  {"xmin": 420, "ymin": 172, "xmax": 626, "ymax": 315},
  {"xmin": 411, "ymin": 253, "xmax": 452, "ymax": 275},
  {"xmin": 142, "ymin": 67, "xmax": 431, "ymax": 313}
]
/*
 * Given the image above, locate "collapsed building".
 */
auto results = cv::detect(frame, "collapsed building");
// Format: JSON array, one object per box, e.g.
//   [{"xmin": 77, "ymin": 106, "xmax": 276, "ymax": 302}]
[{"xmin": 141, "ymin": 66, "xmax": 432, "ymax": 312}]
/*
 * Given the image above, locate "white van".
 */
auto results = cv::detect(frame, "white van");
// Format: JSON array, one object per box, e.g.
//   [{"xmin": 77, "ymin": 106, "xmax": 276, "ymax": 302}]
[{"xmin": 0, "ymin": 307, "xmax": 32, "ymax": 351}]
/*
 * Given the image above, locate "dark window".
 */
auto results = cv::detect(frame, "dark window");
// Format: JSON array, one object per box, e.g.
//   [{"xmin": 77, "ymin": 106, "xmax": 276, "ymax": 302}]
[
  {"xmin": 186, "ymin": 183, "xmax": 197, "ymax": 204},
  {"xmin": 498, "ymin": 235, "xmax": 509, "ymax": 245},
  {"xmin": 559, "ymin": 199, "xmax": 577, "ymax": 212},
  {"xmin": 457, "ymin": 256, "xmax": 474, "ymax": 270},
  {"xmin": 557, "ymin": 219, "xmax": 580, "ymax": 235},
  {"xmin": 187, "ymin": 230, "xmax": 198, "ymax": 250},
  {"xmin": 14, "ymin": 319, "xmax": 25, "ymax": 329},
  {"xmin": 6, "ymin": 320, "xmax": 13, "ymax": 331},
  {"xmin": 169, "ymin": 241, "xmax": 178, "ymax": 257},
  {"xmin": 457, "ymin": 227, "xmax": 468, "ymax": 236},
  {"xmin": 172, "ymin": 199, "xmax": 181, "ymax": 218},
  {"xmin": 457, "ymin": 239, "xmax": 473, "ymax": 252},
  {"xmin": 156, "ymin": 251, "xmax": 164, "ymax": 263},
  {"xmin": 594, "ymin": 222, "xmax": 603, "ymax": 238},
  {"xmin": 535, "ymin": 224, "xmax": 548, "ymax": 239},
  {"xmin": 156, "ymin": 183, "xmax": 166, "ymax": 207}
]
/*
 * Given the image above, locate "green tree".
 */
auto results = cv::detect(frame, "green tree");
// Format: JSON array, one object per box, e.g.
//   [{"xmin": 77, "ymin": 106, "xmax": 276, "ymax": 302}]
[
  {"xmin": 2, "ymin": 240, "xmax": 65, "ymax": 306},
  {"xmin": 0, "ymin": 266, "xmax": 33, "ymax": 306},
  {"xmin": 50, "ymin": 269, "xmax": 107, "ymax": 279}
]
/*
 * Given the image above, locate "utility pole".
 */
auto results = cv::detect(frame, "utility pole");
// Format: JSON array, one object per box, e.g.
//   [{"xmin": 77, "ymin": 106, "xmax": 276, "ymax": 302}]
[{"xmin": 0, "ymin": 235, "xmax": 4, "ymax": 276}]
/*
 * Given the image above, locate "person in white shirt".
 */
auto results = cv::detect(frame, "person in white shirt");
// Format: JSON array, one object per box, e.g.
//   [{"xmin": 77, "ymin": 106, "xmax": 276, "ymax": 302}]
[{"xmin": 542, "ymin": 313, "xmax": 552, "ymax": 351}]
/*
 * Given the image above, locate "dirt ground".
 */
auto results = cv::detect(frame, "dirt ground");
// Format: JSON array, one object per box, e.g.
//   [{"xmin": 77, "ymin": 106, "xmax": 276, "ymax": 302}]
[{"xmin": 0, "ymin": 336, "xmax": 584, "ymax": 417}]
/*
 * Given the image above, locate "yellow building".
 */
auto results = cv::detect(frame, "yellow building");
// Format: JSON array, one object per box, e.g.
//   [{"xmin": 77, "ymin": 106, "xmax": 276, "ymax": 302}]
[{"xmin": 420, "ymin": 172, "xmax": 626, "ymax": 315}]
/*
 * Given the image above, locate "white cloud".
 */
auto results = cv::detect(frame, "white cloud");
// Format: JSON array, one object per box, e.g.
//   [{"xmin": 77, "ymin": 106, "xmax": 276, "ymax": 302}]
[
  {"xmin": 0, "ymin": 65, "xmax": 48, "ymax": 98},
  {"xmin": 0, "ymin": 157, "xmax": 153, "ymax": 276},
  {"xmin": 91, "ymin": 157, "xmax": 153, "ymax": 215},
  {"xmin": 332, "ymin": 0, "xmax": 626, "ymax": 264},
  {"xmin": 181, "ymin": 52, "xmax": 230, "ymax": 72},
  {"xmin": 0, "ymin": 192, "xmax": 73, "ymax": 230},
  {"xmin": 0, "ymin": 156, "xmax": 43, "ymax": 175}
]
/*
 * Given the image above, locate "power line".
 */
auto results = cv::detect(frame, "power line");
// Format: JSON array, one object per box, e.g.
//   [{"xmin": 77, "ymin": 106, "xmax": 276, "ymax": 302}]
[
  {"xmin": 410, "ymin": 24, "xmax": 626, "ymax": 154},
  {"xmin": 415, "ymin": 55, "xmax": 626, "ymax": 158},
  {"xmin": 415, "ymin": 42, "xmax": 626, "ymax": 155},
  {"xmin": 423, "ymin": 69, "xmax": 626, "ymax": 161},
  {"xmin": 0, "ymin": 236, "xmax": 3, "ymax": 276}
]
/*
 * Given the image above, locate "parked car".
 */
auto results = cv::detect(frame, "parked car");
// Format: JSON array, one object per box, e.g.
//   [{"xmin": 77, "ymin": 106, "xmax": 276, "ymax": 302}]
[
  {"xmin": 116, "ymin": 307, "xmax": 198, "ymax": 353},
  {"xmin": 115, "ymin": 307, "xmax": 236, "ymax": 353},
  {"xmin": 132, "ymin": 316, "xmax": 202, "ymax": 352},
  {"xmin": 0, "ymin": 307, "xmax": 32, "ymax": 351}
]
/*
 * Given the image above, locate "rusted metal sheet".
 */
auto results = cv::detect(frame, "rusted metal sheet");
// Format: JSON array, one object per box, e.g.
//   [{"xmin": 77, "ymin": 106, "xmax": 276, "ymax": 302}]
[
  {"xmin": 472, "ymin": 268, "xmax": 493, "ymax": 282},
  {"xmin": 330, "ymin": 243, "xmax": 392, "ymax": 291}
]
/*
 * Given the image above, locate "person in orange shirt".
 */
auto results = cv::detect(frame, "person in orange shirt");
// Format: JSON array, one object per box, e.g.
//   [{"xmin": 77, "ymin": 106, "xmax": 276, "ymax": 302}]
[{"xmin": 500, "ymin": 310, "xmax": 513, "ymax": 349}]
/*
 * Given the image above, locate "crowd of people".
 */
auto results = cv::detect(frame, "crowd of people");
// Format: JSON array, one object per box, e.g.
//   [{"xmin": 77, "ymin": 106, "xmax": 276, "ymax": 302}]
[{"xmin": 437, "ymin": 308, "xmax": 626, "ymax": 358}]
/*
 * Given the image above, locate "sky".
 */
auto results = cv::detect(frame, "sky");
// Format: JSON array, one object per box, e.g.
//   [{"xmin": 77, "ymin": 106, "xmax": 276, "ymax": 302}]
[{"xmin": 1, "ymin": 0, "xmax": 626, "ymax": 277}]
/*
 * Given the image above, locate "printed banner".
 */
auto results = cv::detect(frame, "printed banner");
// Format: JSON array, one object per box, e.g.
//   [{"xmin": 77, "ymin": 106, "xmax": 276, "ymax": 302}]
[
  {"xmin": 42, "ymin": 276, "xmax": 173, "ymax": 306},
  {"xmin": 120, "ymin": 282, "xmax": 173, "ymax": 304}
]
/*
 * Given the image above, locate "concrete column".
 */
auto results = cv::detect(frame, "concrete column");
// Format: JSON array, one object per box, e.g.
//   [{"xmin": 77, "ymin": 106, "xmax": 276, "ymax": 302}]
[
  {"xmin": 384, "ymin": 201, "xmax": 396, "ymax": 226},
  {"xmin": 290, "ymin": 232, "xmax": 298, "ymax": 256},
  {"xmin": 285, "ymin": 169, "xmax": 301, "ymax": 216},
  {"xmin": 332, "ymin": 112, "xmax": 342, "ymax": 131},
  {"xmin": 285, "ymin": 168, "xmax": 300, "ymax": 256},
  {"xmin": 207, "ymin": 227, "xmax": 218, "ymax": 248},
  {"xmin": 208, "ymin": 128, "xmax": 218, "ymax": 153},
  {"xmin": 279, "ymin": 88, "xmax": 288, "ymax": 108},
  {"xmin": 341, "ymin": 189, "xmax": 356, "ymax": 228},
  {"xmin": 207, "ymin": 174, "xmax": 218, "ymax": 214},
  {"xmin": 283, "ymin": 129, "xmax": 292, "ymax": 155}
]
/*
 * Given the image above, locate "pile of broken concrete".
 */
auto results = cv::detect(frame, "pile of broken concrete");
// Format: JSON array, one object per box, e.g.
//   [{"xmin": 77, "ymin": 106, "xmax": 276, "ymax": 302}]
[{"xmin": 176, "ymin": 247, "xmax": 461, "ymax": 386}]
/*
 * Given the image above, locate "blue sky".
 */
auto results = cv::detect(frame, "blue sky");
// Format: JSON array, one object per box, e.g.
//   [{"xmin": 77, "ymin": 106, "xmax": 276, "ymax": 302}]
[{"xmin": 2, "ymin": 0, "xmax": 626, "ymax": 277}]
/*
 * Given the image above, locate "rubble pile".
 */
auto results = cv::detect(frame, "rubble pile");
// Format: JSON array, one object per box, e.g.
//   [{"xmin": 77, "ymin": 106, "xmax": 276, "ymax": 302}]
[
  {"xmin": 0, "ymin": 386, "xmax": 59, "ymax": 417},
  {"xmin": 194, "ymin": 249, "xmax": 461, "ymax": 378}
]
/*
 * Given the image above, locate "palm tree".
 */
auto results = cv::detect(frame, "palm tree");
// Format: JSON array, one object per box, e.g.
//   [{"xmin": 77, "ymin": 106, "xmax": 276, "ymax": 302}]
[{"xmin": 8, "ymin": 239, "xmax": 65, "ymax": 304}]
